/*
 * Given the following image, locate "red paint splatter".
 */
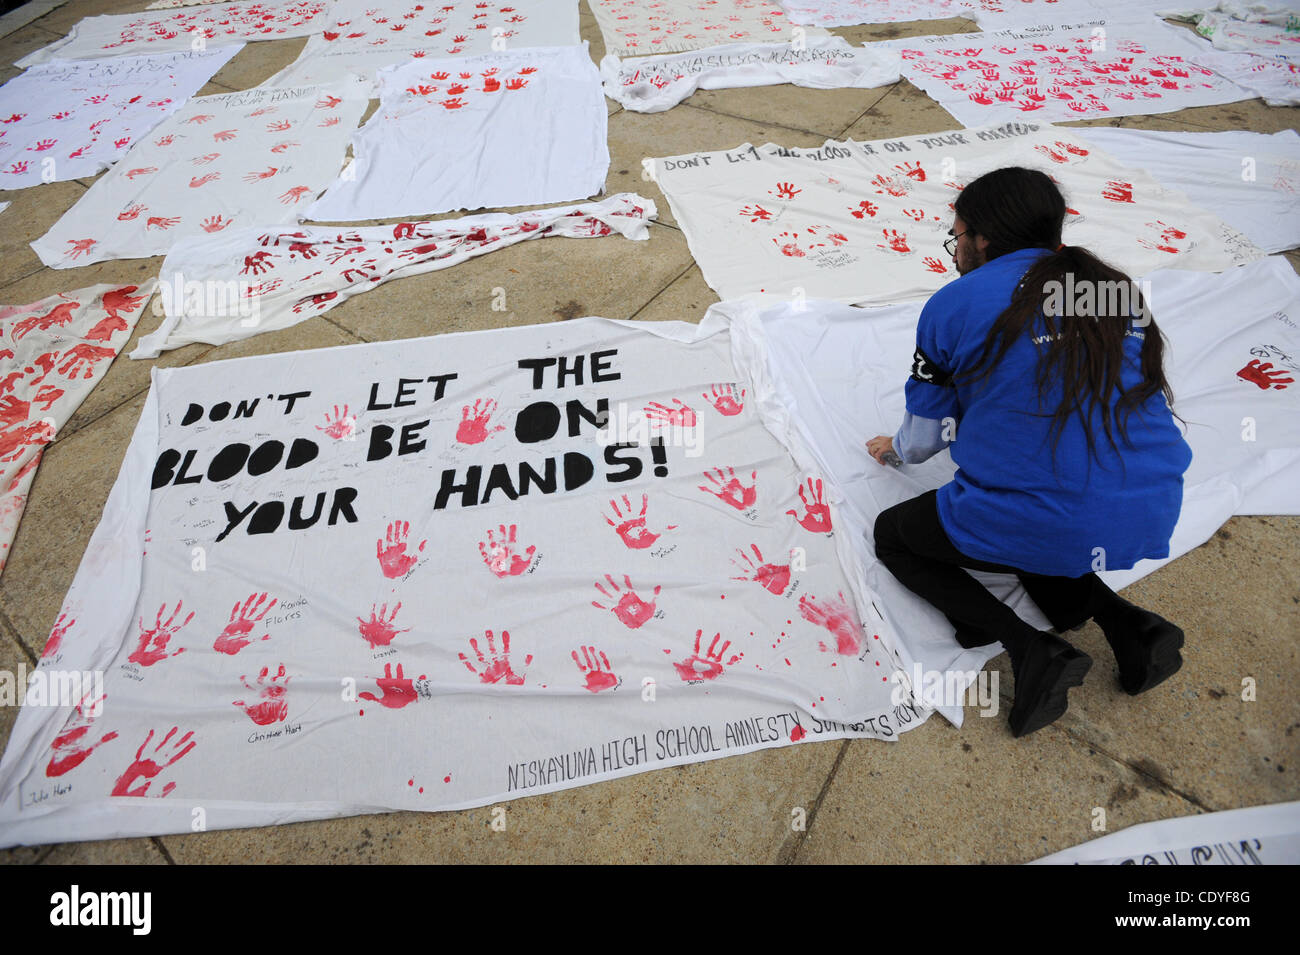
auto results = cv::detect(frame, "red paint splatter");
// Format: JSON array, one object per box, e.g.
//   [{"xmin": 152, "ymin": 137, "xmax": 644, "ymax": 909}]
[{"xmin": 791, "ymin": 725, "xmax": 807, "ymax": 742}]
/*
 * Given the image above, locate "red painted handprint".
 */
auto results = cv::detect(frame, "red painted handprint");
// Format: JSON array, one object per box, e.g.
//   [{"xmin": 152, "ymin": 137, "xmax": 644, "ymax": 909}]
[
  {"xmin": 318, "ymin": 404, "xmax": 358, "ymax": 440},
  {"xmin": 643, "ymin": 398, "xmax": 696, "ymax": 427},
  {"xmin": 604, "ymin": 493, "xmax": 673, "ymax": 549},
  {"xmin": 770, "ymin": 181, "xmax": 801, "ymax": 199},
  {"xmin": 12, "ymin": 301, "xmax": 77, "ymax": 341},
  {"xmin": 232, "ymin": 664, "xmax": 290, "ymax": 725},
  {"xmin": 456, "ymin": 398, "xmax": 506, "ymax": 444},
  {"xmin": 923, "ymin": 256, "xmax": 948, "ymax": 274},
  {"xmin": 459, "ymin": 629, "xmax": 531, "ymax": 685},
  {"xmin": 878, "ymin": 229, "xmax": 911, "ymax": 253},
  {"xmin": 850, "ymin": 200, "xmax": 878, "ymax": 219},
  {"xmin": 739, "ymin": 204, "xmax": 773, "ymax": 222},
  {"xmin": 46, "ymin": 691, "xmax": 117, "ymax": 777},
  {"xmin": 730, "ymin": 544, "xmax": 791, "ymax": 595},
  {"xmin": 376, "ymin": 520, "xmax": 425, "ymax": 578},
  {"xmin": 1102, "ymin": 180, "xmax": 1134, "ymax": 203},
  {"xmin": 703, "ymin": 382, "xmax": 745, "ymax": 416},
  {"xmin": 786, "ymin": 477, "xmax": 832, "ymax": 533},
  {"xmin": 1237, "ymin": 360, "xmax": 1294, "ymax": 390},
  {"xmin": 592, "ymin": 574, "xmax": 661, "ymax": 629},
  {"xmin": 478, "ymin": 523, "xmax": 535, "ymax": 577},
  {"xmin": 111, "ymin": 727, "xmax": 195, "ymax": 797},
  {"xmin": 572, "ymin": 646, "xmax": 618, "ymax": 693},
  {"xmin": 213, "ymin": 593, "xmax": 276, "ymax": 655},
  {"xmin": 673, "ymin": 630, "xmax": 743, "ymax": 682},
  {"xmin": 42, "ymin": 611, "xmax": 74, "ymax": 659},
  {"xmin": 799, "ymin": 592, "xmax": 863, "ymax": 655},
  {"xmin": 58, "ymin": 344, "xmax": 116, "ymax": 379},
  {"xmin": 358, "ymin": 602, "xmax": 409, "ymax": 650},
  {"xmin": 699, "ymin": 466, "xmax": 757, "ymax": 511},
  {"xmin": 201, "ymin": 215, "xmax": 232, "ymax": 233},
  {"xmin": 359, "ymin": 663, "xmax": 421, "ymax": 709}
]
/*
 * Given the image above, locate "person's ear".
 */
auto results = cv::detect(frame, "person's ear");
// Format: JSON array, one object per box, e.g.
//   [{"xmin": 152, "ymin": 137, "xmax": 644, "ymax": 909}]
[{"xmin": 975, "ymin": 233, "xmax": 990, "ymax": 254}]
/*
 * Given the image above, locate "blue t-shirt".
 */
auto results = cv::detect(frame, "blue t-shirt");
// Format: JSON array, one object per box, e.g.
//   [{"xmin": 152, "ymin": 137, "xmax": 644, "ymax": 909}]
[{"xmin": 903, "ymin": 247, "xmax": 1193, "ymax": 577}]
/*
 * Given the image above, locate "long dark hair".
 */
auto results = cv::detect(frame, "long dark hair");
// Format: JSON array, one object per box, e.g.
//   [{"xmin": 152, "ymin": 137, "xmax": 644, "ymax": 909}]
[{"xmin": 953, "ymin": 167, "xmax": 1175, "ymax": 460}]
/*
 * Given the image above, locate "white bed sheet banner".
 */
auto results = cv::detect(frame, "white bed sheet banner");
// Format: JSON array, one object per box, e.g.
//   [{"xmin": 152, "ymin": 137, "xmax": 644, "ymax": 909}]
[
  {"xmin": 875, "ymin": 17, "xmax": 1253, "ymax": 126},
  {"xmin": 589, "ymin": 0, "xmax": 827, "ymax": 59},
  {"xmin": 1033, "ymin": 800, "xmax": 1300, "ymax": 864},
  {"xmin": 0, "ymin": 316, "xmax": 918, "ymax": 846},
  {"xmin": 600, "ymin": 36, "xmax": 900, "ymax": 113},
  {"xmin": 723, "ymin": 255, "xmax": 1300, "ymax": 725},
  {"xmin": 307, "ymin": 45, "xmax": 608, "ymax": 222},
  {"xmin": 1192, "ymin": 48, "xmax": 1300, "ymax": 102},
  {"xmin": 0, "ymin": 282, "xmax": 156, "ymax": 577},
  {"xmin": 777, "ymin": 0, "xmax": 1179, "ymax": 28},
  {"xmin": 0, "ymin": 48, "xmax": 243, "ymax": 190},
  {"xmin": 135, "ymin": 193, "xmax": 657, "ymax": 356},
  {"xmin": 1189, "ymin": 7, "xmax": 1300, "ymax": 61},
  {"xmin": 32, "ymin": 81, "xmax": 369, "ymax": 269},
  {"xmin": 1076, "ymin": 127, "xmax": 1300, "ymax": 254},
  {"xmin": 264, "ymin": 0, "xmax": 580, "ymax": 91},
  {"xmin": 17, "ymin": 0, "xmax": 334, "ymax": 67},
  {"xmin": 652, "ymin": 122, "xmax": 1262, "ymax": 306}
]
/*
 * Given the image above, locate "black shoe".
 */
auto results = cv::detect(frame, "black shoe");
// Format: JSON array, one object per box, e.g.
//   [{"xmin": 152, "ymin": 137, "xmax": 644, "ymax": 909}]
[
  {"xmin": 1102, "ymin": 608, "xmax": 1184, "ymax": 696},
  {"xmin": 1007, "ymin": 632, "xmax": 1092, "ymax": 738}
]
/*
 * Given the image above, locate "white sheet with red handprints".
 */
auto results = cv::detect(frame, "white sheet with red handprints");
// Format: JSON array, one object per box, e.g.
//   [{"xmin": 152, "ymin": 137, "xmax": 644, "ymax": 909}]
[
  {"xmin": 651, "ymin": 122, "xmax": 1264, "ymax": 305},
  {"xmin": 133, "ymin": 193, "xmax": 657, "ymax": 356},
  {"xmin": 0, "ymin": 314, "xmax": 918, "ymax": 846},
  {"xmin": 147, "ymin": 0, "xmax": 242, "ymax": 9},
  {"xmin": 307, "ymin": 45, "xmax": 607, "ymax": 221},
  {"xmin": 0, "ymin": 282, "xmax": 155, "ymax": 578},
  {"xmin": 1189, "ymin": 10, "xmax": 1300, "ymax": 61},
  {"xmin": 0, "ymin": 47, "xmax": 242, "ymax": 190},
  {"xmin": 1191, "ymin": 47, "xmax": 1300, "ymax": 102},
  {"xmin": 777, "ymin": 0, "xmax": 972, "ymax": 27},
  {"xmin": 875, "ymin": 16, "xmax": 1254, "ymax": 126},
  {"xmin": 18, "ymin": 0, "xmax": 333, "ymax": 67},
  {"xmin": 600, "ymin": 36, "xmax": 900, "ymax": 112},
  {"xmin": 589, "ymin": 0, "xmax": 827, "ymax": 59},
  {"xmin": 265, "ymin": 0, "xmax": 580, "ymax": 90},
  {"xmin": 32, "ymin": 81, "xmax": 369, "ymax": 269}
]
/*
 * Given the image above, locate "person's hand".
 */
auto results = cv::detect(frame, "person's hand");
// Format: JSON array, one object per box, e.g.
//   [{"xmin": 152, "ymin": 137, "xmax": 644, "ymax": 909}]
[{"xmin": 866, "ymin": 435, "xmax": 895, "ymax": 465}]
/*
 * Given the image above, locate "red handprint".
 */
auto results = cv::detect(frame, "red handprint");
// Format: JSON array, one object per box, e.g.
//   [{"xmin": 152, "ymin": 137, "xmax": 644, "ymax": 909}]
[
  {"xmin": 604, "ymin": 493, "xmax": 673, "ymax": 549},
  {"xmin": 317, "ymin": 404, "xmax": 358, "ymax": 440},
  {"xmin": 441, "ymin": 97, "xmax": 465, "ymax": 109},
  {"xmin": 592, "ymin": 574, "xmax": 661, "ymax": 629},
  {"xmin": 1102, "ymin": 180, "xmax": 1134, "ymax": 203},
  {"xmin": 117, "ymin": 203, "xmax": 147, "ymax": 221},
  {"xmin": 213, "ymin": 592, "xmax": 276, "ymax": 655},
  {"xmin": 1236, "ymin": 360, "xmax": 1294, "ymax": 390},
  {"xmin": 699, "ymin": 466, "xmax": 757, "ymax": 511},
  {"xmin": 42, "ymin": 611, "xmax": 74, "ymax": 659},
  {"xmin": 456, "ymin": 398, "xmax": 506, "ymax": 444},
  {"xmin": 185, "ymin": 113, "xmax": 214, "ymax": 125},
  {"xmin": 125, "ymin": 167, "xmax": 156, "ymax": 179},
  {"xmin": 316, "ymin": 95, "xmax": 343, "ymax": 109},
  {"xmin": 739, "ymin": 204, "xmax": 774, "ymax": 222},
  {"xmin": 58, "ymin": 344, "xmax": 116, "ymax": 379},
  {"xmin": 786, "ymin": 476, "xmax": 832, "ymax": 532},
  {"xmin": 730, "ymin": 545, "xmax": 790, "ymax": 595},
  {"xmin": 851, "ymin": 199, "xmax": 878, "ymax": 219},
  {"xmin": 65, "ymin": 238, "xmax": 96, "ymax": 258},
  {"xmin": 872, "ymin": 174, "xmax": 909, "ymax": 197},
  {"xmin": 703, "ymin": 382, "xmax": 745, "ymax": 416},
  {"xmin": 673, "ymin": 630, "xmax": 742, "ymax": 682},
  {"xmin": 357, "ymin": 602, "xmax": 409, "ymax": 649},
  {"xmin": 459, "ymin": 629, "xmax": 531, "ymax": 685},
  {"xmin": 376, "ymin": 520, "xmax": 425, "ymax": 578},
  {"xmin": 110, "ymin": 727, "xmax": 195, "ymax": 797},
  {"xmin": 0, "ymin": 421, "xmax": 55, "ymax": 463},
  {"xmin": 896, "ymin": 161, "xmax": 926, "ymax": 181},
  {"xmin": 200, "ymin": 215, "xmax": 232, "ymax": 232},
  {"xmin": 771, "ymin": 181, "xmax": 801, "ymax": 199},
  {"xmin": 572, "ymin": 646, "xmax": 618, "ymax": 693},
  {"xmin": 33, "ymin": 384, "xmax": 63, "ymax": 411},
  {"xmin": 243, "ymin": 166, "xmax": 279, "ymax": 182},
  {"xmin": 212, "ymin": 129, "xmax": 237, "ymax": 141},
  {"xmin": 271, "ymin": 141, "xmax": 300, "ymax": 153},
  {"xmin": 878, "ymin": 228, "xmax": 911, "ymax": 253},
  {"xmin": 483, "ymin": 77, "xmax": 500, "ymax": 92},
  {"xmin": 242, "ymin": 251, "xmax": 276, "ymax": 275},
  {"xmin": 799, "ymin": 592, "xmax": 863, "ymax": 655},
  {"xmin": 279, "ymin": 186, "xmax": 311, "ymax": 203},
  {"xmin": 478, "ymin": 523, "xmax": 535, "ymax": 577},
  {"xmin": 46, "ymin": 691, "xmax": 117, "ymax": 777},
  {"xmin": 29, "ymin": 138, "xmax": 57, "ymax": 152},
  {"xmin": 923, "ymin": 256, "xmax": 948, "ymax": 274},
  {"xmin": 266, "ymin": 120, "xmax": 292, "ymax": 132},
  {"xmin": 12, "ymin": 301, "xmax": 78, "ymax": 341},
  {"xmin": 359, "ymin": 663, "xmax": 421, "ymax": 709},
  {"xmin": 643, "ymin": 398, "xmax": 696, "ymax": 427},
  {"xmin": 129, "ymin": 601, "xmax": 193, "ymax": 666},
  {"xmin": 505, "ymin": 78, "xmax": 527, "ymax": 90},
  {"xmin": 0, "ymin": 395, "xmax": 29, "ymax": 427},
  {"xmin": 146, "ymin": 216, "xmax": 180, "ymax": 230},
  {"xmin": 773, "ymin": 232, "xmax": 805, "ymax": 257},
  {"xmin": 232, "ymin": 664, "xmax": 290, "ymax": 726}
]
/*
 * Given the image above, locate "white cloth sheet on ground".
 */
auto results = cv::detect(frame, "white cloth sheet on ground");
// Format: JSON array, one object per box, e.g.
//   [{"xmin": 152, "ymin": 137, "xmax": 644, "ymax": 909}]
[
  {"xmin": 600, "ymin": 36, "xmax": 900, "ymax": 112},
  {"xmin": 17, "ymin": 0, "xmax": 334, "ymax": 66},
  {"xmin": 652, "ymin": 122, "xmax": 1263, "ymax": 305},
  {"xmin": 1077, "ymin": 126, "xmax": 1300, "ymax": 254},
  {"xmin": 1191, "ymin": 48, "xmax": 1300, "ymax": 101},
  {"xmin": 0, "ymin": 48, "xmax": 242, "ymax": 190},
  {"xmin": 0, "ymin": 282, "xmax": 156, "ymax": 578},
  {"xmin": 1190, "ymin": 9, "xmax": 1300, "ymax": 60},
  {"xmin": 778, "ymin": 0, "xmax": 1178, "ymax": 29},
  {"xmin": 264, "ymin": 0, "xmax": 580, "ymax": 90},
  {"xmin": 876, "ymin": 17, "xmax": 1254, "ymax": 126},
  {"xmin": 32, "ymin": 81, "xmax": 369, "ymax": 269},
  {"xmin": 1033, "ymin": 800, "xmax": 1300, "ymax": 863},
  {"xmin": 589, "ymin": 0, "xmax": 827, "ymax": 59},
  {"xmin": 722, "ymin": 255, "xmax": 1300, "ymax": 724},
  {"xmin": 0, "ymin": 314, "xmax": 917, "ymax": 847},
  {"xmin": 133, "ymin": 193, "xmax": 658, "ymax": 356},
  {"xmin": 307, "ymin": 45, "xmax": 608, "ymax": 221}
]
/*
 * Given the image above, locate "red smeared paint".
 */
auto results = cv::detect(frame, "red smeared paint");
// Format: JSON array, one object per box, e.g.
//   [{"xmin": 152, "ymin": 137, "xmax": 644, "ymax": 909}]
[
  {"xmin": 730, "ymin": 544, "xmax": 791, "ymax": 595},
  {"xmin": 358, "ymin": 663, "xmax": 420, "ymax": 709},
  {"xmin": 800, "ymin": 592, "xmax": 864, "ymax": 656},
  {"xmin": 698, "ymin": 466, "xmax": 757, "ymax": 511},
  {"xmin": 110, "ymin": 726, "xmax": 196, "ymax": 797},
  {"xmin": 790, "ymin": 725, "xmax": 806, "ymax": 742},
  {"xmin": 46, "ymin": 692, "xmax": 116, "ymax": 777},
  {"xmin": 592, "ymin": 574, "xmax": 659, "ymax": 629}
]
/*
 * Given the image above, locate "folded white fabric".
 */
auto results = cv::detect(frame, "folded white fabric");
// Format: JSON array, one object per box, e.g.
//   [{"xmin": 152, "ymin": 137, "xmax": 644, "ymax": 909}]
[
  {"xmin": 601, "ymin": 36, "xmax": 900, "ymax": 112},
  {"xmin": 307, "ymin": 45, "xmax": 608, "ymax": 222},
  {"xmin": 133, "ymin": 193, "xmax": 658, "ymax": 357},
  {"xmin": 32, "ymin": 81, "xmax": 370, "ymax": 269},
  {"xmin": 0, "ymin": 48, "xmax": 242, "ymax": 189}
]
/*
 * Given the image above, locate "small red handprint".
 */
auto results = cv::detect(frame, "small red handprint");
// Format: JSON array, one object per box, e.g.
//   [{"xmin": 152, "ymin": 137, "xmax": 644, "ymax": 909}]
[
  {"xmin": 896, "ymin": 161, "xmax": 926, "ymax": 181},
  {"xmin": 213, "ymin": 592, "xmax": 276, "ymax": 655},
  {"xmin": 878, "ymin": 228, "xmax": 911, "ymax": 253},
  {"xmin": 189, "ymin": 172, "xmax": 220, "ymax": 187},
  {"xmin": 116, "ymin": 202, "xmax": 147, "ymax": 221},
  {"xmin": 42, "ymin": 611, "xmax": 74, "ymax": 659},
  {"xmin": 592, "ymin": 574, "xmax": 661, "ymax": 629},
  {"xmin": 280, "ymin": 186, "xmax": 311, "ymax": 203},
  {"xmin": 125, "ymin": 166, "xmax": 156, "ymax": 179},
  {"xmin": 604, "ymin": 493, "xmax": 674, "ymax": 549},
  {"xmin": 456, "ymin": 398, "xmax": 506, "ymax": 444},
  {"xmin": 266, "ymin": 120, "xmax": 292, "ymax": 132},
  {"xmin": 851, "ymin": 199, "xmax": 878, "ymax": 219},
  {"xmin": 1102, "ymin": 179, "xmax": 1134, "ymax": 203},
  {"xmin": 770, "ymin": 181, "xmax": 801, "ymax": 199},
  {"xmin": 212, "ymin": 129, "xmax": 237, "ymax": 142},
  {"xmin": 1236, "ymin": 360, "xmax": 1294, "ymax": 390},
  {"xmin": 64, "ymin": 238, "xmax": 96, "ymax": 258},
  {"xmin": 359, "ymin": 663, "xmax": 421, "ymax": 709},
  {"xmin": 643, "ymin": 398, "xmax": 697, "ymax": 427},
  {"xmin": 673, "ymin": 630, "xmax": 742, "ymax": 682},
  {"xmin": 376, "ymin": 520, "xmax": 425, "ymax": 578},
  {"xmin": 232, "ymin": 664, "xmax": 290, "ymax": 726},
  {"xmin": 799, "ymin": 592, "xmax": 863, "ymax": 655},
  {"xmin": 244, "ymin": 166, "xmax": 279, "ymax": 183},
  {"xmin": 703, "ymin": 382, "xmax": 745, "ymax": 416},
  {"xmin": 699, "ymin": 466, "xmax": 757, "ymax": 511},
  {"xmin": 146, "ymin": 216, "xmax": 180, "ymax": 230},
  {"xmin": 200, "ymin": 215, "xmax": 231, "ymax": 233},
  {"xmin": 786, "ymin": 477, "xmax": 832, "ymax": 533},
  {"xmin": 46, "ymin": 691, "xmax": 118, "ymax": 777},
  {"xmin": 459, "ymin": 629, "xmax": 531, "ymax": 685},
  {"xmin": 923, "ymin": 256, "xmax": 948, "ymax": 274},
  {"xmin": 573, "ymin": 646, "xmax": 618, "ymax": 693},
  {"xmin": 739, "ymin": 204, "xmax": 773, "ymax": 222},
  {"xmin": 357, "ymin": 602, "xmax": 409, "ymax": 649},
  {"xmin": 111, "ymin": 727, "xmax": 195, "ymax": 797},
  {"xmin": 317, "ymin": 404, "xmax": 358, "ymax": 440},
  {"xmin": 773, "ymin": 232, "xmax": 804, "ymax": 257},
  {"xmin": 730, "ymin": 545, "xmax": 791, "ymax": 595},
  {"xmin": 58, "ymin": 344, "xmax": 116, "ymax": 380},
  {"xmin": 478, "ymin": 523, "xmax": 536, "ymax": 577}
]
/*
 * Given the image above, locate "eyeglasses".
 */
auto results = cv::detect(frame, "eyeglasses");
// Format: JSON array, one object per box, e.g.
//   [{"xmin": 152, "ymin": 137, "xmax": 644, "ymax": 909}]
[{"xmin": 943, "ymin": 230, "xmax": 968, "ymax": 257}]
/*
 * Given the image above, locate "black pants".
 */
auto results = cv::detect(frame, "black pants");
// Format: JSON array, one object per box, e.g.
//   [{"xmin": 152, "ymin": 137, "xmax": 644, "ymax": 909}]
[{"xmin": 873, "ymin": 490, "xmax": 1119, "ymax": 646}]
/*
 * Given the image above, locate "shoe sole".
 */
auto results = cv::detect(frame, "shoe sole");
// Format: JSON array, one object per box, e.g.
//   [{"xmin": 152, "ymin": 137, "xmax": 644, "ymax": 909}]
[
  {"xmin": 1121, "ymin": 622, "xmax": 1185, "ymax": 696},
  {"xmin": 1010, "ymin": 644, "xmax": 1093, "ymax": 738}
]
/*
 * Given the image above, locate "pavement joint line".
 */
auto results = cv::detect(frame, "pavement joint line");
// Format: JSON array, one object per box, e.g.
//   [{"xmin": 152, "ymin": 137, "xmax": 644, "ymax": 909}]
[
  {"xmin": 0, "ymin": 264, "xmax": 52, "ymax": 296},
  {"xmin": 678, "ymin": 101, "xmax": 846, "ymax": 143},
  {"xmin": 0, "ymin": 604, "xmax": 39, "ymax": 667},
  {"xmin": 778, "ymin": 738, "xmax": 850, "ymax": 865},
  {"xmin": 832, "ymin": 83, "xmax": 901, "ymax": 141},
  {"xmin": 152, "ymin": 836, "xmax": 177, "ymax": 864},
  {"xmin": 1057, "ymin": 727, "xmax": 1219, "ymax": 815},
  {"xmin": 626, "ymin": 258, "xmax": 698, "ymax": 322}
]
